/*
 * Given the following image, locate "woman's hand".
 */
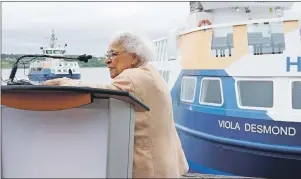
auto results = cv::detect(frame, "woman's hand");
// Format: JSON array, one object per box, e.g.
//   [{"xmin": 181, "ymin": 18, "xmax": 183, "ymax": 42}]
[{"xmin": 42, "ymin": 77, "xmax": 79, "ymax": 86}]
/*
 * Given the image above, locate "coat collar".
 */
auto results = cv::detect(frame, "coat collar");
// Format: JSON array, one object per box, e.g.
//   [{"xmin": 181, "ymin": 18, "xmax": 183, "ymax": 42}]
[{"xmin": 134, "ymin": 60, "xmax": 147, "ymax": 68}]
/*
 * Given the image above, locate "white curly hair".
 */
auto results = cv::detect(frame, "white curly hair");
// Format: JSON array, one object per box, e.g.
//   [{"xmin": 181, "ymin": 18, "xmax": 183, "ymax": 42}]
[{"xmin": 110, "ymin": 31, "xmax": 156, "ymax": 62}]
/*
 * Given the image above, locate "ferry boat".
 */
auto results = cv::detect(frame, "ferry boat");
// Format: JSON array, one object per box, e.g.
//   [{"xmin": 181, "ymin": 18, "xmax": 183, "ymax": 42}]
[
  {"xmin": 152, "ymin": 2, "xmax": 301, "ymax": 179},
  {"xmin": 28, "ymin": 30, "xmax": 81, "ymax": 83}
]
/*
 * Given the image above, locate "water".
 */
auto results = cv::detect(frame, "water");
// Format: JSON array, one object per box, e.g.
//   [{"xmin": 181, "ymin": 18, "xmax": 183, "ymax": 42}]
[{"xmin": 1, "ymin": 67, "xmax": 112, "ymax": 85}]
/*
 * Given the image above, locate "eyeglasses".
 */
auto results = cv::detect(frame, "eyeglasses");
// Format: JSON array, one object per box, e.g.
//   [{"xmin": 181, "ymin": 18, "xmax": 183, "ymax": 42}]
[{"xmin": 105, "ymin": 51, "xmax": 126, "ymax": 59}]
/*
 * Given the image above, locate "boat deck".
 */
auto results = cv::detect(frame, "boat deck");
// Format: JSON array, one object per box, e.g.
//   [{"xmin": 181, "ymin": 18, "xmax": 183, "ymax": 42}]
[{"xmin": 182, "ymin": 173, "xmax": 265, "ymax": 179}]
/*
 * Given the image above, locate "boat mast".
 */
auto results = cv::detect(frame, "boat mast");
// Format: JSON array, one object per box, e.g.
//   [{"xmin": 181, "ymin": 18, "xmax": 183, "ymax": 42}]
[{"xmin": 50, "ymin": 29, "xmax": 57, "ymax": 48}]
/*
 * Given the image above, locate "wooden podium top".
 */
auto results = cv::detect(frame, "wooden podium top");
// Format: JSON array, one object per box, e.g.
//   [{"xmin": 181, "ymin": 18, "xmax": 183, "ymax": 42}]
[{"xmin": 1, "ymin": 85, "xmax": 150, "ymax": 112}]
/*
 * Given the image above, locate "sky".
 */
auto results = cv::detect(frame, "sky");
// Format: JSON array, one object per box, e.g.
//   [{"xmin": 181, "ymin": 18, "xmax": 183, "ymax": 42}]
[
  {"xmin": 1, "ymin": 2, "xmax": 190, "ymax": 56},
  {"xmin": 2, "ymin": 1, "xmax": 301, "ymax": 57}
]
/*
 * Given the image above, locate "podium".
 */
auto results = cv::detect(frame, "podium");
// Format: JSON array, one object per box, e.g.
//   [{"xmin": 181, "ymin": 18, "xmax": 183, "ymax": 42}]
[{"xmin": 1, "ymin": 85, "xmax": 149, "ymax": 178}]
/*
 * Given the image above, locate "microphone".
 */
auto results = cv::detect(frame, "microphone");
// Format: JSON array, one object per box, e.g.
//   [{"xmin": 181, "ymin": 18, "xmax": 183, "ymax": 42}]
[
  {"xmin": 8, "ymin": 63, "xmax": 18, "ymax": 83},
  {"xmin": 77, "ymin": 54, "xmax": 92, "ymax": 63}
]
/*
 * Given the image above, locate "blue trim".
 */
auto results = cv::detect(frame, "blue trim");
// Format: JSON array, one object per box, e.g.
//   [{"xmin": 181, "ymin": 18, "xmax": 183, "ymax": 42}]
[
  {"xmin": 181, "ymin": 69, "xmax": 230, "ymax": 77},
  {"xmin": 28, "ymin": 73, "xmax": 81, "ymax": 82},
  {"xmin": 176, "ymin": 124, "xmax": 301, "ymax": 154},
  {"xmin": 175, "ymin": 108, "xmax": 301, "ymax": 149},
  {"xmin": 187, "ymin": 160, "xmax": 234, "ymax": 176},
  {"xmin": 179, "ymin": 104, "xmax": 272, "ymax": 120}
]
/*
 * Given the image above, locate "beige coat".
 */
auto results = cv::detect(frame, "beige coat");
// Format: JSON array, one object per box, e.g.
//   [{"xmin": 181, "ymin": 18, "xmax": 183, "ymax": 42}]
[{"xmin": 78, "ymin": 62, "xmax": 189, "ymax": 178}]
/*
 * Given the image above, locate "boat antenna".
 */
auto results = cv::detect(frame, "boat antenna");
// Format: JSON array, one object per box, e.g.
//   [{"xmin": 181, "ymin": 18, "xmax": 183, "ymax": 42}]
[{"xmin": 50, "ymin": 29, "xmax": 57, "ymax": 48}]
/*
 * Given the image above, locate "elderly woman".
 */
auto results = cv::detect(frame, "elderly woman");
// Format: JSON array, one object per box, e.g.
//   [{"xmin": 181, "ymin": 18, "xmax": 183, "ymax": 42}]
[{"xmin": 43, "ymin": 32, "xmax": 189, "ymax": 178}]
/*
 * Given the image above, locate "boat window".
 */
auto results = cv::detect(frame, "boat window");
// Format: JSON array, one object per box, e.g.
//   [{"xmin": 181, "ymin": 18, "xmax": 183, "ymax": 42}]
[
  {"xmin": 63, "ymin": 69, "xmax": 67, "ymax": 72},
  {"xmin": 180, "ymin": 76, "xmax": 197, "ymax": 103},
  {"xmin": 153, "ymin": 43, "xmax": 157, "ymax": 62},
  {"xmin": 158, "ymin": 41, "xmax": 162, "ymax": 61},
  {"xmin": 165, "ymin": 71, "xmax": 170, "ymax": 83},
  {"xmin": 160, "ymin": 70, "xmax": 170, "ymax": 83},
  {"xmin": 154, "ymin": 41, "xmax": 159, "ymax": 61},
  {"xmin": 247, "ymin": 21, "xmax": 285, "ymax": 55},
  {"xmin": 153, "ymin": 39, "xmax": 168, "ymax": 61},
  {"xmin": 211, "ymin": 26, "xmax": 234, "ymax": 57},
  {"xmin": 237, "ymin": 80, "xmax": 273, "ymax": 108},
  {"xmin": 53, "ymin": 50, "xmax": 62, "ymax": 54},
  {"xmin": 199, "ymin": 78, "xmax": 223, "ymax": 106},
  {"xmin": 292, "ymin": 81, "xmax": 301, "ymax": 109},
  {"xmin": 161, "ymin": 40, "xmax": 167, "ymax": 61},
  {"xmin": 58, "ymin": 69, "xmax": 61, "ymax": 72},
  {"xmin": 162, "ymin": 71, "xmax": 166, "ymax": 80},
  {"xmin": 45, "ymin": 50, "xmax": 52, "ymax": 54},
  {"xmin": 159, "ymin": 70, "xmax": 163, "ymax": 78}
]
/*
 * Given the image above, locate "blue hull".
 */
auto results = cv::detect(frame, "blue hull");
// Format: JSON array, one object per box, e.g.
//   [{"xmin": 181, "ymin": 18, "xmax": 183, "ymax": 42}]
[
  {"xmin": 175, "ymin": 112, "xmax": 301, "ymax": 179},
  {"xmin": 28, "ymin": 73, "xmax": 81, "ymax": 82},
  {"xmin": 171, "ymin": 70, "xmax": 301, "ymax": 179}
]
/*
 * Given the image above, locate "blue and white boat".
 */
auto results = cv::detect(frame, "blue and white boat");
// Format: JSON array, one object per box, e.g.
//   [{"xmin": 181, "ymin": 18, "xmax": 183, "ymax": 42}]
[
  {"xmin": 28, "ymin": 30, "xmax": 81, "ymax": 83},
  {"xmin": 152, "ymin": 2, "xmax": 301, "ymax": 179}
]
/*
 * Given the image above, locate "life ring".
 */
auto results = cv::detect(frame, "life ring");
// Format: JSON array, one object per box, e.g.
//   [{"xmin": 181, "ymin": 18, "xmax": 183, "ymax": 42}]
[{"xmin": 198, "ymin": 19, "xmax": 212, "ymax": 27}]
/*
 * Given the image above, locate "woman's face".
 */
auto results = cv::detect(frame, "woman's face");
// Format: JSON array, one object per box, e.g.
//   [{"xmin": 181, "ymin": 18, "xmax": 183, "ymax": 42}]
[{"xmin": 105, "ymin": 43, "xmax": 137, "ymax": 78}]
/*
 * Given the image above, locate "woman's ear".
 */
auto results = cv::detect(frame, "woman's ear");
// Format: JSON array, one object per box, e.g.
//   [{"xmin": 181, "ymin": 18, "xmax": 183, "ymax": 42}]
[
  {"xmin": 131, "ymin": 59, "xmax": 137, "ymax": 67},
  {"xmin": 131, "ymin": 54, "xmax": 140, "ymax": 66},
  {"xmin": 132, "ymin": 53, "xmax": 137, "ymax": 60}
]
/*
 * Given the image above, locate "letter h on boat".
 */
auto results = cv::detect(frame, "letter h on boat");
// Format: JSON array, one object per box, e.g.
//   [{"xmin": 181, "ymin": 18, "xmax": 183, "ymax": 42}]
[{"xmin": 286, "ymin": 57, "xmax": 301, "ymax": 72}]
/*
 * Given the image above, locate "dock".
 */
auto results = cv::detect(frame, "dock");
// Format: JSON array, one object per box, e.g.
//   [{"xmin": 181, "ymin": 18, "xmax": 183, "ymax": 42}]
[{"xmin": 182, "ymin": 173, "xmax": 266, "ymax": 179}]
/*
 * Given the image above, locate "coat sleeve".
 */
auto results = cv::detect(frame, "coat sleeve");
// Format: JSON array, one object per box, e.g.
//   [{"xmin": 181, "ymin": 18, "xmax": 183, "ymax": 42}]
[{"xmin": 76, "ymin": 74, "xmax": 139, "ymax": 99}]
